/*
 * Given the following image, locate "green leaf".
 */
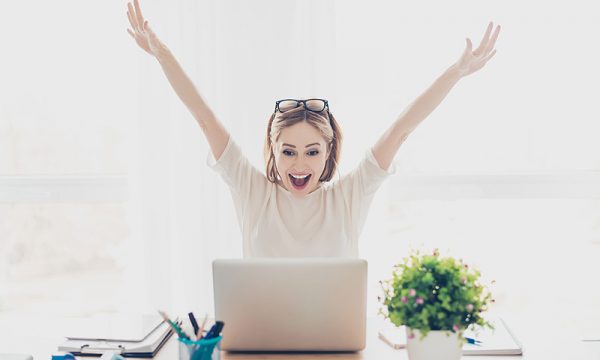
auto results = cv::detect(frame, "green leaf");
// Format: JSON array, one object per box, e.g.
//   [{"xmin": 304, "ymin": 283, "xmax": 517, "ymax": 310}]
[{"xmin": 378, "ymin": 250, "xmax": 494, "ymax": 333}]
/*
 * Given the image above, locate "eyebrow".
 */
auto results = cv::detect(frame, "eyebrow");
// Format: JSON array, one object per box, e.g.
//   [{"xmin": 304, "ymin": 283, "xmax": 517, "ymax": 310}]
[{"xmin": 282, "ymin": 143, "xmax": 321, "ymax": 148}]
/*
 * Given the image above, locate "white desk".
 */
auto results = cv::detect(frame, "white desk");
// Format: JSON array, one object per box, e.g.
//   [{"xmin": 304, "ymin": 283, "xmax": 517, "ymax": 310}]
[
  {"xmin": 2, "ymin": 313, "xmax": 600, "ymax": 360},
  {"xmin": 191, "ymin": 317, "xmax": 599, "ymax": 360}
]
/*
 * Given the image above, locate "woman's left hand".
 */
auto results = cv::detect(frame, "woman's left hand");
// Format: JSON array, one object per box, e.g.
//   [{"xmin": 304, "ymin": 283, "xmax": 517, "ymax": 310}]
[{"xmin": 454, "ymin": 22, "xmax": 501, "ymax": 77}]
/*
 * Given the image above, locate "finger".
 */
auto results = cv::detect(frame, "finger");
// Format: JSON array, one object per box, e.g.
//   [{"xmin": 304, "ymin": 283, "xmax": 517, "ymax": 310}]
[
  {"xmin": 134, "ymin": 0, "xmax": 146, "ymax": 33},
  {"xmin": 127, "ymin": 3, "xmax": 140, "ymax": 32},
  {"xmin": 126, "ymin": 10, "xmax": 138, "ymax": 32},
  {"xmin": 144, "ymin": 21, "xmax": 153, "ymax": 36},
  {"xmin": 483, "ymin": 25, "xmax": 501, "ymax": 56},
  {"xmin": 145, "ymin": 21, "xmax": 160, "ymax": 43},
  {"xmin": 461, "ymin": 38, "xmax": 473, "ymax": 59},
  {"xmin": 474, "ymin": 22, "xmax": 493, "ymax": 55},
  {"xmin": 127, "ymin": 28, "xmax": 135, "ymax": 39},
  {"xmin": 482, "ymin": 49, "xmax": 497, "ymax": 64}
]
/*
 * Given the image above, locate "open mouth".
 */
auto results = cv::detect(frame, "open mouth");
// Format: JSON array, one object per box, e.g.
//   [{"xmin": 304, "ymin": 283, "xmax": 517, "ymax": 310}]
[{"xmin": 289, "ymin": 173, "xmax": 312, "ymax": 190}]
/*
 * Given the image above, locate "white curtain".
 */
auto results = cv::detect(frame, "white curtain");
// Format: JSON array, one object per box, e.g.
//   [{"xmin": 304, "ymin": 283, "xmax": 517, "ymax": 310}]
[
  {"xmin": 127, "ymin": 0, "xmax": 342, "ymax": 315},
  {"xmin": 124, "ymin": 0, "xmax": 600, "ymax": 317}
]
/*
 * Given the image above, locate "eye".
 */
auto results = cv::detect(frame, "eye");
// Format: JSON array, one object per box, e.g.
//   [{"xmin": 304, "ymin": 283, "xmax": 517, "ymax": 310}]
[
  {"xmin": 283, "ymin": 149, "xmax": 296, "ymax": 156},
  {"xmin": 307, "ymin": 150, "xmax": 320, "ymax": 156}
]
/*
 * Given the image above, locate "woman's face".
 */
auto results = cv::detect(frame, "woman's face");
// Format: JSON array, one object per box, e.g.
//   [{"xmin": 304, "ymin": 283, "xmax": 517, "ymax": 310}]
[{"xmin": 274, "ymin": 121, "xmax": 329, "ymax": 198}]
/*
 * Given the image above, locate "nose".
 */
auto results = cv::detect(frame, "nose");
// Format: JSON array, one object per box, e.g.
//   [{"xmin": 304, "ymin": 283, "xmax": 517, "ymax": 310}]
[{"xmin": 293, "ymin": 158, "xmax": 310, "ymax": 171}]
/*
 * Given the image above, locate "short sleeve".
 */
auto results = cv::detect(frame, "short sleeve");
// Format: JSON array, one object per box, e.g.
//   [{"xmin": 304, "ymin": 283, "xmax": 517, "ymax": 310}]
[
  {"xmin": 335, "ymin": 148, "xmax": 396, "ymax": 241},
  {"xmin": 361, "ymin": 148, "xmax": 396, "ymax": 195},
  {"xmin": 207, "ymin": 138, "xmax": 270, "ymax": 227}
]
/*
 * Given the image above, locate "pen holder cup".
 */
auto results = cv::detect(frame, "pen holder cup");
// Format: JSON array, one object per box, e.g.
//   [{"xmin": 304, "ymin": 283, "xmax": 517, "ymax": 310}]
[{"xmin": 178, "ymin": 336, "xmax": 222, "ymax": 360}]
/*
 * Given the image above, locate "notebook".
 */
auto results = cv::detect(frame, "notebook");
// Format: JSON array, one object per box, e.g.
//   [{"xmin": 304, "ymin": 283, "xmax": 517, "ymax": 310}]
[
  {"xmin": 0, "ymin": 355, "xmax": 33, "ymax": 360},
  {"xmin": 58, "ymin": 315, "xmax": 176, "ymax": 357},
  {"xmin": 213, "ymin": 258, "xmax": 368, "ymax": 351},
  {"xmin": 378, "ymin": 317, "xmax": 523, "ymax": 356}
]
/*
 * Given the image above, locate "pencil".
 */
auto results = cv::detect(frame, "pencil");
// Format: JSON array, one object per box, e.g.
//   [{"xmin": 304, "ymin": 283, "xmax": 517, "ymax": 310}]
[
  {"xmin": 157, "ymin": 310, "xmax": 191, "ymax": 340},
  {"xmin": 197, "ymin": 313, "xmax": 209, "ymax": 339}
]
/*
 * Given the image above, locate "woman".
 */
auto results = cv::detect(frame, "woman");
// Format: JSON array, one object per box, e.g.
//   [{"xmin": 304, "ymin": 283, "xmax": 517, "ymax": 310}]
[{"xmin": 126, "ymin": 0, "xmax": 500, "ymax": 257}]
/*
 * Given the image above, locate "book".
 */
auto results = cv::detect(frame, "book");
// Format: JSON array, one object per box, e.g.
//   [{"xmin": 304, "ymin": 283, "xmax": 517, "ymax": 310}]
[{"xmin": 378, "ymin": 317, "xmax": 523, "ymax": 356}]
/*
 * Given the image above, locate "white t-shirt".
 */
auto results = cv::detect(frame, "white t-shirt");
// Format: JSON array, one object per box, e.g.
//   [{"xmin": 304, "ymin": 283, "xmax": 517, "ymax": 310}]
[{"xmin": 208, "ymin": 138, "xmax": 395, "ymax": 258}]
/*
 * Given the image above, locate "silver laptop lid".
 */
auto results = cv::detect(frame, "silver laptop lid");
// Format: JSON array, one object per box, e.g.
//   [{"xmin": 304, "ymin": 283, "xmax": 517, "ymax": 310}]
[{"xmin": 213, "ymin": 258, "xmax": 367, "ymax": 351}]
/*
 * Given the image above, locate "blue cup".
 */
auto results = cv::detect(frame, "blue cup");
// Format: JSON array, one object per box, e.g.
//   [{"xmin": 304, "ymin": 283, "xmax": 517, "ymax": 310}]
[{"xmin": 178, "ymin": 336, "xmax": 222, "ymax": 360}]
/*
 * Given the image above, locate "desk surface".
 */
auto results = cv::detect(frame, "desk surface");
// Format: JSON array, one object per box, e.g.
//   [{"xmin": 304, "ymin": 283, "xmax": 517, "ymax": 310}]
[
  {"xmin": 160, "ymin": 316, "xmax": 599, "ymax": 360},
  {"xmin": 2, "ymin": 313, "xmax": 600, "ymax": 360}
]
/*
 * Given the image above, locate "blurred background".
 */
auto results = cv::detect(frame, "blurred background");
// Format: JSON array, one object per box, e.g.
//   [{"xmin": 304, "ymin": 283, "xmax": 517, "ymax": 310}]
[{"xmin": 1, "ymin": 0, "xmax": 599, "ymax": 340}]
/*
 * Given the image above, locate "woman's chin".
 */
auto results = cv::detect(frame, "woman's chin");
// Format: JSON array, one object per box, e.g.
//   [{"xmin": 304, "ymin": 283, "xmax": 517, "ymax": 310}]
[{"xmin": 290, "ymin": 186, "xmax": 309, "ymax": 197}]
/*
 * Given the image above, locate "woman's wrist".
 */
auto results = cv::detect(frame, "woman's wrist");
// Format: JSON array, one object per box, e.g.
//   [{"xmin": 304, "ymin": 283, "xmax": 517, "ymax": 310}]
[
  {"xmin": 445, "ymin": 63, "xmax": 464, "ymax": 81},
  {"xmin": 154, "ymin": 44, "xmax": 173, "ymax": 64}
]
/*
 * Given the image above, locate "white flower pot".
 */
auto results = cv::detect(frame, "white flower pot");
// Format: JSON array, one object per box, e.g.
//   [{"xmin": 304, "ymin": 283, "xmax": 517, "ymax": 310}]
[{"xmin": 406, "ymin": 328, "xmax": 462, "ymax": 360}]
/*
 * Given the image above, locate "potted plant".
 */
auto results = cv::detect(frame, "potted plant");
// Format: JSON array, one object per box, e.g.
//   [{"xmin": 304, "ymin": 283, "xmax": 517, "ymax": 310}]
[{"xmin": 379, "ymin": 250, "xmax": 494, "ymax": 360}]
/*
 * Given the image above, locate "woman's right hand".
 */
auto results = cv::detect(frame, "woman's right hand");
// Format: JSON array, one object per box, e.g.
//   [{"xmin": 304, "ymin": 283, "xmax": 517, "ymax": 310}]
[{"xmin": 126, "ymin": 0, "xmax": 166, "ymax": 57}]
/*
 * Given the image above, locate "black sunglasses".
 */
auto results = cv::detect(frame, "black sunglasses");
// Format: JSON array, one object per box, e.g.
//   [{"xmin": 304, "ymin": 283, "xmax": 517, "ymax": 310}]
[{"xmin": 274, "ymin": 99, "xmax": 329, "ymax": 114}]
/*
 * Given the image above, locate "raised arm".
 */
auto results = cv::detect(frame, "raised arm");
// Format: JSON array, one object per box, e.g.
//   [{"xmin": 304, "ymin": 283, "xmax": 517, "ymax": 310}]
[
  {"xmin": 126, "ymin": 0, "xmax": 229, "ymax": 160},
  {"xmin": 372, "ymin": 22, "xmax": 501, "ymax": 171}
]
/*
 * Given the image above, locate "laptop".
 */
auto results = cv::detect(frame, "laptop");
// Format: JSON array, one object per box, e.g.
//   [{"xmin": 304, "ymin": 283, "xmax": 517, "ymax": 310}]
[{"xmin": 212, "ymin": 258, "xmax": 367, "ymax": 352}]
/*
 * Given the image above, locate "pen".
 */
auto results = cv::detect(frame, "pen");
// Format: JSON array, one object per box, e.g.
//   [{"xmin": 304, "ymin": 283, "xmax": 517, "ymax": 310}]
[
  {"xmin": 158, "ymin": 310, "xmax": 191, "ymax": 340},
  {"xmin": 204, "ymin": 321, "xmax": 225, "ymax": 340},
  {"xmin": 465, "ymin": 337, "xmax": 483, "ymax": 345},
  {"xmin": 188, "ymin": 312, "xmax": 200, "ymax": 338}
]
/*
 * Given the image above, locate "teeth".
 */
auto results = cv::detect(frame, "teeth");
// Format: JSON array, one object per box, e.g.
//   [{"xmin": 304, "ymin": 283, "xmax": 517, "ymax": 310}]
[{"xmin": 290, "ymin": 174, "xmax": 310, "ymax": 179}]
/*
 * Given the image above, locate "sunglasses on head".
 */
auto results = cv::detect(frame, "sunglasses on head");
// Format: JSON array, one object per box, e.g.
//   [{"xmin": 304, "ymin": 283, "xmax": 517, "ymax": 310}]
[{"xmin": 274, "ymin": 99, "xmax": 329, "ymax": 114}]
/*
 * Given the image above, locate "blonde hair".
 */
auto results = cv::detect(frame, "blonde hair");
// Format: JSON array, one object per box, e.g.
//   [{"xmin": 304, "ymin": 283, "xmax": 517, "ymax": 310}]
[{"xmin": 264, "ymin": 106, "xmax": 343, "ymax": 183}]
